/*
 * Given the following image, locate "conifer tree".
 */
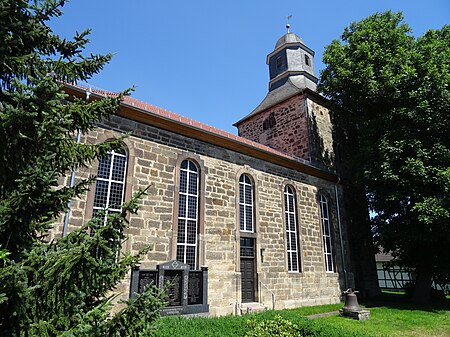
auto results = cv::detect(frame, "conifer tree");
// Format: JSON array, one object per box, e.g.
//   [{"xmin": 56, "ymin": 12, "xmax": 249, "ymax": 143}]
[{"xmin": 0, "ymin": 1, "xmax": 165, "ymax": 335}]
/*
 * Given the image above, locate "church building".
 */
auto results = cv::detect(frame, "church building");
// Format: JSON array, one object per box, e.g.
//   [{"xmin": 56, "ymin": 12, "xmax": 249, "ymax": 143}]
[{"xmin": 57, "ymin": 29, "xmax": 378, "ymax": 316}]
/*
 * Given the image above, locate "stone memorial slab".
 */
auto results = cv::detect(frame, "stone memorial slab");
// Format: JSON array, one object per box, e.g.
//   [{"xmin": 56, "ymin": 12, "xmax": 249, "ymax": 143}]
[{"xmin": 130, "ymin": 261, "xmax": 209, "ymax": 316}]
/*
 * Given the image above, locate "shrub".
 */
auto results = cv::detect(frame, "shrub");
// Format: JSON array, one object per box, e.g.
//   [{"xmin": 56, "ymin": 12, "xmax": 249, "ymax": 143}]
[{"xmin": 245, "ymin": 315, "xmax": 300, "ymax": 337}]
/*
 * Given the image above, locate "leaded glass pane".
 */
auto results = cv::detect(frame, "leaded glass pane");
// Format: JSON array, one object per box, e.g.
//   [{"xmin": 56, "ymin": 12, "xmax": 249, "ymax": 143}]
[
  {"xmin": 187, "ymin": 196, "xmax": 197, "ymax": 219},
  {"xmin": 244, "ymin": 185, "xmax": 252, "ymax": 204},
  {"xmin": 97, "ymin": 154, "xmax": 112, "ymax": 179},
  {"xmin": 326, "ymin": 255, "xmax": 333, "ymax": 272},
  {"xmin": 188, "ymin": 172, "xmax": 198, "ymax": 194},
  {"xmin": 93, "ymin": 180, "xmax": 108, "ymax": 208},
  {"xmin": 178, "ymin": 195, "xmax": 186, "ymax": 217},
  {"xmin": 325, "ymin": 237, "xmax": 332, "ymax": 254},
  {"xmin": 290, "ymin": 235, "xmax": 297, "ymax": 250},
  {"xmin": 323, "ymin": 219, "xmax": 330, "ymax": 235},
  {"xmin": 244, "ymin": 175, "xmax": 251, "ymax": 184},
  {"xmin": 176, "ymin": 245, "xmax": 184, "ymax": 262},
  {"xmin": 240, "ymin": 205, "xmax": 245, "ymax": 231},
  {"xmin": 185, "ymin": 246, "xmax": 196, "ymax": 269},
  {"xmin": 109, "ymin": 182, "xmax": 123, "ymax": 209},
  {"xmin": 288, "ymin": 195, "xmax": 294, "ymax": 212},
  {"xmin": 240, "ymin": 238, "xmax": 254, "ymax": 257},
  {"xmin": 291, "ymin": 254, "xmax": 298, "ymax": 271},
  {"xmin": 245, "ymin": 206, "xmax": 253, "ymax": 231},
  {"xmin": 177, "ymin": 219, "xmax": 185, "ymax": 242},
  {"xmin": 289, "ymin": 214, "xmax": 296, "ymax": 231},
  {"xmin": 180, "ymin": 170, "xmax": 187, "ymax": 193},
  {"xmin": 188, "ymin": 160, "xmax": 197, "ymax": 172},
  {"xmin": 187, "ymin": 220, "xmax": 197, "ymax": 244},
  {"xmin": 112, "ymin": 155, "xmax": 126, "ymax": 181}
]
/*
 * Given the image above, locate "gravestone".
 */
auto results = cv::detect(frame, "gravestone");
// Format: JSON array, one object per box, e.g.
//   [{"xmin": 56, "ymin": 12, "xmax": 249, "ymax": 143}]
[{"xmin": 130, "ymin": 260, "xmax": 209, "ymax": 316}]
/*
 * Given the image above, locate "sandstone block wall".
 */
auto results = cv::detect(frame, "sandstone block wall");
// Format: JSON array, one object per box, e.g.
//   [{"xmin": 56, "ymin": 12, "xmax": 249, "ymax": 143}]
[
  {"xmin": 236, "ymin": 94, "xmax": 335, "ymax": 169},
  {"xmin": 237, "ymin": 94, "xmax": 310, "ymax": 160},
  {"xmin": 55, "ymin": 114, "xmax": 351, "ymax": 316}
]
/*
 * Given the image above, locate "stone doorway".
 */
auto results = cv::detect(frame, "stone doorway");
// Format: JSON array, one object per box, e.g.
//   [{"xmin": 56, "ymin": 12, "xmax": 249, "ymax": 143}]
[{"xmin": 240, "ymin": 237, "xmax": 256, "ymax": 303}]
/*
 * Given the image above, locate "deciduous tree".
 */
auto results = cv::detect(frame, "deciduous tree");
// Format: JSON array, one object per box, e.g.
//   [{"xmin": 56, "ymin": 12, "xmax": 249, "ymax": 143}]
[{"xmin": 319, "ymin": 11, "xmax": 450, "ymax": 303}]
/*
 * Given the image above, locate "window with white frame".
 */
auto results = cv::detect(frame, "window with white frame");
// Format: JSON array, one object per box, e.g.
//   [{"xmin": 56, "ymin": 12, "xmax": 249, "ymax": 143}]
[
  {"xmin": 284, "ymin": 185, "xmax": 300, "ymax": 272},
  {"xmin": 92, "ymin": 148, "xmax": 128, "ymax": 221},
  {"xmin": 176, "ymin": 159, "xmax": 199, "ymax": 269},
  {"xmin": 320, "ymin": 194, "xmax": 334, "ymax": 272},
  {"xmin": 239, "ymin": 174, "xmax": 254, "ymax": 232}
]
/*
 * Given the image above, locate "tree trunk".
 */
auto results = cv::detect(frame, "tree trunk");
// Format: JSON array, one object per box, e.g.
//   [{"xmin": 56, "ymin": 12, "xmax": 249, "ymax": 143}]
[{"xmin": 412, "ymin": 262, "xmax": 433, "ymax": 304}]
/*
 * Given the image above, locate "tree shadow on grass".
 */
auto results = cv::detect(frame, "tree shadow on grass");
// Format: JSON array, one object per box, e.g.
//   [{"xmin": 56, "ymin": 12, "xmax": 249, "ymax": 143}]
[{"xmin": 360, "ymin": 291, "xmax": 450, "ymax": 313}]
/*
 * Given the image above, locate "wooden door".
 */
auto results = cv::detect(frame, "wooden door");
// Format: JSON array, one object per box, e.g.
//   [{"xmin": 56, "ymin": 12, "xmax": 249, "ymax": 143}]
[{"xmin": 240, "ymin": 237, "xmax": 255, "ymax": 303}]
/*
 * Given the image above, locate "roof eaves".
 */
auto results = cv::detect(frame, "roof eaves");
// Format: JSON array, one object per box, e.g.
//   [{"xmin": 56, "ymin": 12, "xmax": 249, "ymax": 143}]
[{"xmin": 62, "ymin": 83, "xmax": 338, "ymax": 183}]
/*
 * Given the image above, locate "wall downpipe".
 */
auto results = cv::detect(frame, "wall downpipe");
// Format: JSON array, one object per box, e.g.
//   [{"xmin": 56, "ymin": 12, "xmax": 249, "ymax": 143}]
[
  {"xmin": 62, "ymin": 89, "xmax": 90, "ymax": 237},
  {"xmin": 303, "ymin": 93, "xmax": 313, "ymax": 164},
  {"xmin": 62, "ymin": 130, "xmax": 81, "ymax": 237},
  {"xmin": 335, "ymin": 177, "xmax": 348, "ymax": 289}
]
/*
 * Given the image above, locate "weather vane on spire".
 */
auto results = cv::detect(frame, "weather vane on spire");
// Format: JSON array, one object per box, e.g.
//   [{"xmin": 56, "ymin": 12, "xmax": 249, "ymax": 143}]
[{"xmin": 286, "ymin": 15, "xmax": 292, "ymax": 33}]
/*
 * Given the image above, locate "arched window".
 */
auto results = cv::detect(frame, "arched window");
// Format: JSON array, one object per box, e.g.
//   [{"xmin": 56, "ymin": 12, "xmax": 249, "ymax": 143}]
[
  {"xmin": 92, "ymin": 148, "xmax": 128, "ymax": 221},
  {"xmin": 320, "ymin": 194, "xmax": 334, "ymax": 272},
  {"xmin": 239, "ymin": 174, "xmax": 254, "ymax": 232},
  {"xmin": 284, "ymin": 185, "xmax": 300, "ymax": 272},
  {"xmin": 176, "ymin": 159, "xmax": 199, "ymax": 269}
]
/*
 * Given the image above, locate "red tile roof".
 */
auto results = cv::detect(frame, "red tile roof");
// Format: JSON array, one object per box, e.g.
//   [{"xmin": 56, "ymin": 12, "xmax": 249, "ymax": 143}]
[{"xmin": 63, "ymin": 82, "xmax": 338, "ymax": 182}]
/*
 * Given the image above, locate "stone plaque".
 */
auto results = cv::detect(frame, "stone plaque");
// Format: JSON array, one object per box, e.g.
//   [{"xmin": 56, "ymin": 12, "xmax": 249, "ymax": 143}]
[
  {"xmin": 188, "ymin": 271, "xmax": 203, "ymax": 305},
  {"xmin": 164, "ymin": 270, "xmax": 183, "ymax": 307},
  {"xmin": 138, "ymin": 270, "xmax": 158, "ymax": 293},
  {"xmin": 131, "ymin": 262, "xmax": 208, "ymax": 315}
]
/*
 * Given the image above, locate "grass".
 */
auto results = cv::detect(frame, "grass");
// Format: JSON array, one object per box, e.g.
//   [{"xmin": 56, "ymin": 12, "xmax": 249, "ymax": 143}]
[
  {"xmin": 153, "ymin": 304, "xmax": 343, "ymax": 337},
  {"xmin": 153, "ymin": 295, "xmax": 450, "ymax": 337},
  {"xmin": 317, "ymin": 306, "xmax": 450, "ymax": 337}
]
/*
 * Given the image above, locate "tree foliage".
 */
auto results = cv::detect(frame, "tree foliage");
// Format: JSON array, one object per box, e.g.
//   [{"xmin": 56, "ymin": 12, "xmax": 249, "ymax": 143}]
[
  {"xmin": 319, "ymin": 11, "xmax": 450, "ymax": 302},
  {"xmin": 0, "ymin": 0, "xmax": 165, "ymax": 335}
]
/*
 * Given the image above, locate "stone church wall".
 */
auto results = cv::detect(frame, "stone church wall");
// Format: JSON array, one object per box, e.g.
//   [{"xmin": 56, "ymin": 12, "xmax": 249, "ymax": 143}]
[
  {"xmin": 236, "ymin": 94, "xmax": 335, "ymax": 169},
  {"xmin": 237, "ymin": 94, "xmax": 310, "ymax": 161},
  {"xmin": 55, "ymin": 114, "xmax": 349, "ymax": 316}
]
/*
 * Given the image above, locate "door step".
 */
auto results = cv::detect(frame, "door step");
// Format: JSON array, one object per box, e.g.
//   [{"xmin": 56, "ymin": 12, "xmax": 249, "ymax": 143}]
[{"xmin": 240, "ymin": 302, "xmax": 267, "ymax": 314}]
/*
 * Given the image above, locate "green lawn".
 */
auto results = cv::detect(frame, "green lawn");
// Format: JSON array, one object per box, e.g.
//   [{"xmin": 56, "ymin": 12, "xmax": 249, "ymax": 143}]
[
  {"xmin": 153, "ymin": 296, "xmax": 450, "ymax": 337},
  {"xmin": 316, "ymin": 306, "xmax": 450, "ymax": 337}
]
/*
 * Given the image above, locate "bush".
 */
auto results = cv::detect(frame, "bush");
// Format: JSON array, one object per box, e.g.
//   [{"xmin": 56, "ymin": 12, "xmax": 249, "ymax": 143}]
[
  {"xmin": 245, "ymin": 315, "xmax": 300, "ymax": 337},
  {"xmin": 244, "ymin": 314, "xmax": 378, "ymax": 337}
]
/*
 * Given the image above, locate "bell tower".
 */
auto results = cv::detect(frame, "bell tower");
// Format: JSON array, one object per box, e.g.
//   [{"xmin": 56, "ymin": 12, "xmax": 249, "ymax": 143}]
[
  {"xmin": 234, "ymin": 28, "xmax": 332, "ymax": 167},
  {"xmin": 235, "ymin": 25, "xmax": 381, "ymax": 299},
  {"xmin": 267, "ymin": 31, "xmax": 318, "ymax": 92}
]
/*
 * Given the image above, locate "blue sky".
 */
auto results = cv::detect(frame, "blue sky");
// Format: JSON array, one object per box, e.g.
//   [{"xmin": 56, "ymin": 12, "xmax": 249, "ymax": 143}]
[{"xmin": 50, "ymin": 0, "xmax": 449, "ymax": 134}]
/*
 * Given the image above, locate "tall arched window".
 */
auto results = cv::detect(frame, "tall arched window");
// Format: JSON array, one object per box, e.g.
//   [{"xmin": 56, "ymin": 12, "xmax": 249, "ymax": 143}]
[
  {"xmin": 284, "ymin": 185, "xmax": 300, "ymax": 272},
  {"xmin": 239, "ymin": 174, "xmax": 254, "ymax": 232},
  {"xmin": 177, "ymin": 159, "xmax": 199, "ymax": 269},
  {"xmin": 320, "ymin": 194, "xmax": 334, "ymax": 272},
  {"xmin": 92, "ymin": 148, "xmax": 128, "ymax": 221}
]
